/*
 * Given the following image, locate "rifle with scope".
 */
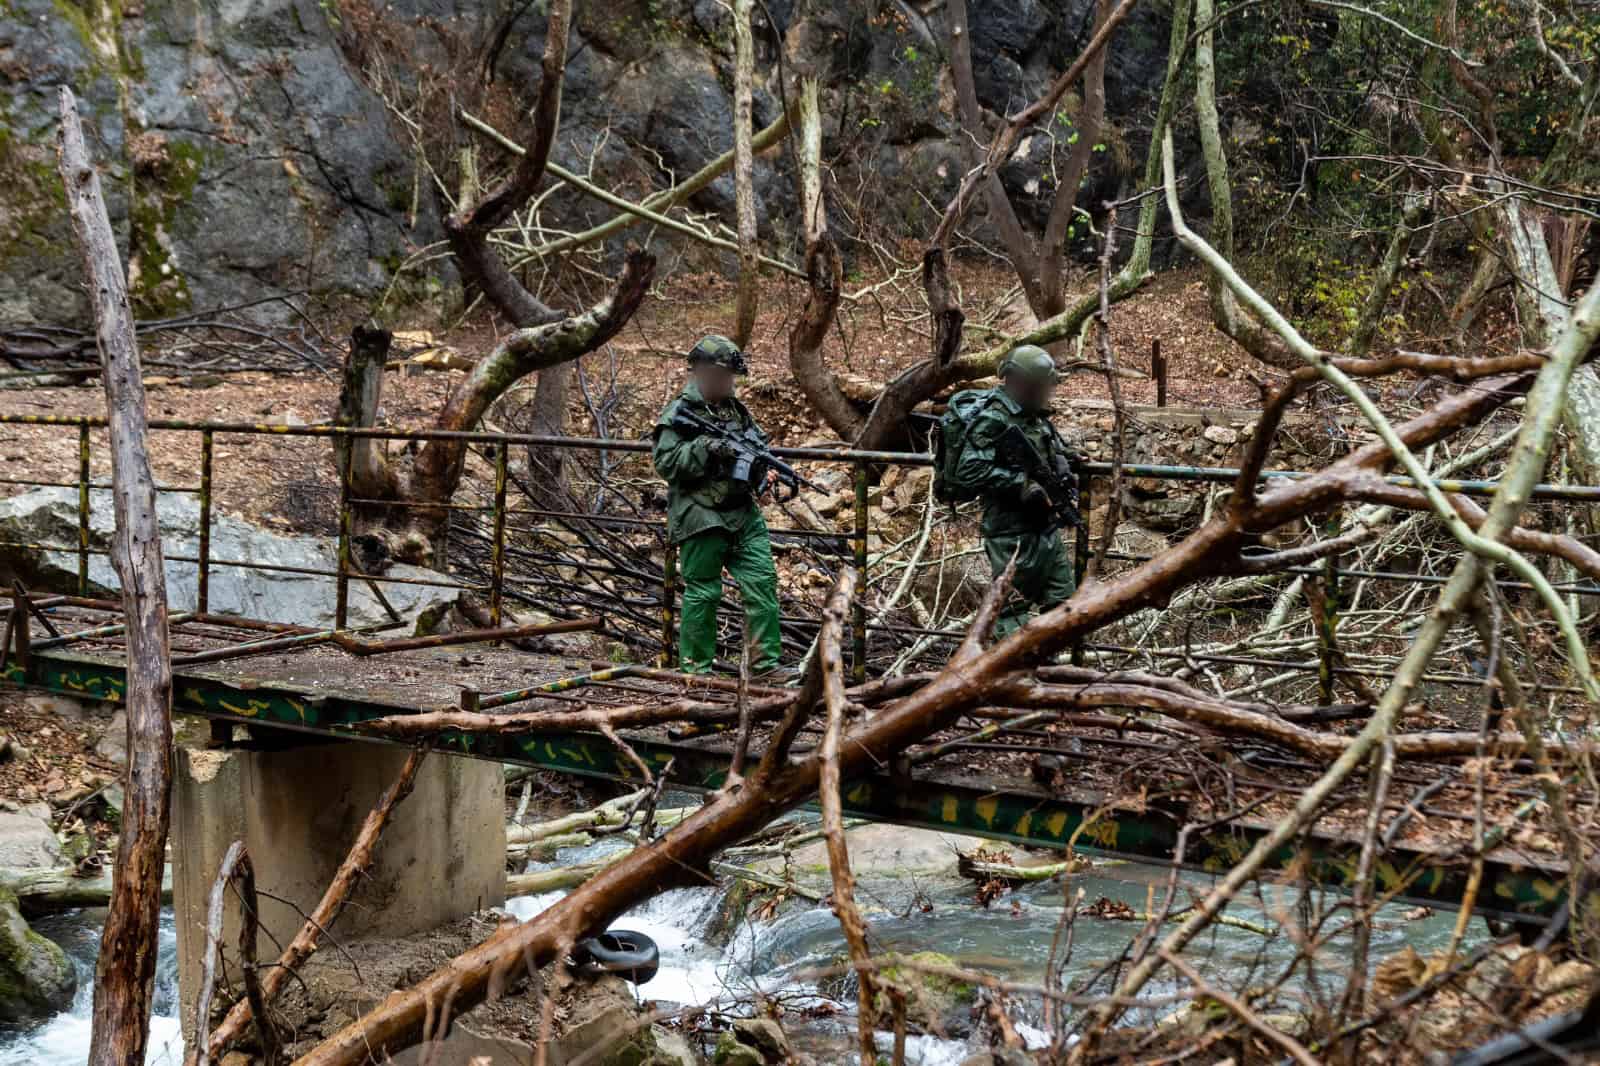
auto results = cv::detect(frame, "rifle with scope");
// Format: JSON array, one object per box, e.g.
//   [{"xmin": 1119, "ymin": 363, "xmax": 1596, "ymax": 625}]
[{"xmin": 670, "ymin": 407, "xmax": 826, "ymax": 502}]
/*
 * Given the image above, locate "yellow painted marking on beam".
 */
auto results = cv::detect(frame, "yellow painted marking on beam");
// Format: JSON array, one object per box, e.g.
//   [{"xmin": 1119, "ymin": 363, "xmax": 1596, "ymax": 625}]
[
  {"xmin": 1013, "ymin": 812, "xmax": 1032, "ymax": 838},
  {"xmin": 1081, "ymin": 819, "xmax": 1118, "ymax": 848},
  {"xmin": 940, "ymin": 795, "xmax": 959, "ymax": 824},
  {"xmin": 285, "ymin": 696, "xmax": 308, "ymax": 722},
  {"xmin": 1374, "ymin": 860, "xmax": 1403, "ymax": 890},
  {"xmin": 846, "ymin": 783, "xmax": 870, "ymax": 805},
  {"xmin": 218, "ymin": 697, "xmax": 267, "ymax": 718},
  {"xmin": 974, "ymin": 796, "xmax": 998, "ymax": 829},
  {"xmin": 1044, "ymin": 812, "xmax": 1068, "ymax": 838}
]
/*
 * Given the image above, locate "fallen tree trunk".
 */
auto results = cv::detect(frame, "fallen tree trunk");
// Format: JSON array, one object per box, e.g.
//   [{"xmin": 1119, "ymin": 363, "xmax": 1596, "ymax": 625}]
[
  {"xmin": 59, "ymin": 85, "xmax": 176, "ymax": 1066},
  {"xmin": 506, "ymin": 861, "xmax": 611, "ymax": 898},
  {"xmin": 360, "ymin": 691, "xmax": 793, "ymax": 738}
]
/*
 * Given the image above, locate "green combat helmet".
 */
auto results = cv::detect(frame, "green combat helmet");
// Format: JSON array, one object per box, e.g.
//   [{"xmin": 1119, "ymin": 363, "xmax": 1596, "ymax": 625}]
[
  {"xmin": 998, "ymin": 344, "xmax": 1060, "ymax": 383},
  {"xmin": 687, "ymin": 334, "xmax": 749, "ymax": 376}
]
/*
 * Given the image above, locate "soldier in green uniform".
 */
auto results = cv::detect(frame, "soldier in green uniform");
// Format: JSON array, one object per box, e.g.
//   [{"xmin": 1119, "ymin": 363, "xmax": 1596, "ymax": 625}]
[
  {"xmin": 652, "ymin": 335, "xmax": 790, "ymax": 678},
  {"xmin": 949, "ymin": 345, "xmax": 1079, "ymax": 638}
]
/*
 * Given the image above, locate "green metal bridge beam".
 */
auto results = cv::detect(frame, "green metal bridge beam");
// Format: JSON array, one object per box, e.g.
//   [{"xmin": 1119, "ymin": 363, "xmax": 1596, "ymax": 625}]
[{"xmin": 2, "ymin": 648, "xmax": 1576, "ymax": 928}]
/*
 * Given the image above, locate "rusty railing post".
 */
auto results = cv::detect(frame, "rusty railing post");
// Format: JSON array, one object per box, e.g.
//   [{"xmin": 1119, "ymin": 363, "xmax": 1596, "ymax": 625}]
[
  {"xmin": 1152, "ymin": 338, "xmax": 1167, "ymax": 407},
  {"xmin": 197, "ymin": 429, "xmax": 213, "ymax": 613},
  {"xmin": 77, "ymin": 423, "xmax": 90, "ymax": 596},
  {"xmin": 490, "ymin": 440, "xmax": 509, "ymax": 628},
  {"xmin": 335, "ymin": 432, "xmax": 355, "ymax": 630},
  {"xmin": 660, "ymin": 544, "xmax": 678, "ymax": 668},
  {"xmin": 853, "ymin": 460, "xmax": 868, "ymax": 682},
  {"xmin": 1318, "ymin": 508, "xmax": 1343, "ymax": 704}
]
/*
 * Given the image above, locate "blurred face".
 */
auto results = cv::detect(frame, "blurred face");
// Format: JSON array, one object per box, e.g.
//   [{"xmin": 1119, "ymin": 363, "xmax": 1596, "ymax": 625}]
[
  {"xmin": 693, "ymin": 363, "xmax": 737, "ymax": 402},
  {"xmin": 1004, "ymin": 372, "xmax": 1057, "ymax": 414}
]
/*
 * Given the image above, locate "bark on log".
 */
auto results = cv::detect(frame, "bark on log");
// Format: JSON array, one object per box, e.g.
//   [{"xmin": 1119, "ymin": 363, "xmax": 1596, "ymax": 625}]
[
  {"xmin": 358, "ymin": 690, "xmax": 792, "ymax": 738},
  {"xmin": 817, "ymin": 572, "xmax": 875, "ymax": 1064},
  {"xmin": 58, "ymin": 85, "xmax": 176, "ymax": 1066},
  {"xmin": 188, "ymin": 841, "xmax": 263, "ymax": 1066},
  {"xmin": 332, "ymin": 326, "xmax": 399, "ymax": 503}
]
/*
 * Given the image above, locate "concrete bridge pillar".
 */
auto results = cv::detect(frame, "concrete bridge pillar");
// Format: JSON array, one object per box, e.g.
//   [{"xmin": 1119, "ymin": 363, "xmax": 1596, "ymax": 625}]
[{"xmin": 171, "ymin": 740, "xmax": 505, "ymax": 1044}]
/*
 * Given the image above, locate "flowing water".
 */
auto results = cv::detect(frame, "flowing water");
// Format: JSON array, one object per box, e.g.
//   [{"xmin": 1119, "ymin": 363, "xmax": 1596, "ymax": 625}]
[
  {"xmin": 0, "ymin": 908, "xmax": 185, "ymax": 1065},
  {"xmin": 0, "ymin": 831, "xmax": 1477, "ymax": 1066}
]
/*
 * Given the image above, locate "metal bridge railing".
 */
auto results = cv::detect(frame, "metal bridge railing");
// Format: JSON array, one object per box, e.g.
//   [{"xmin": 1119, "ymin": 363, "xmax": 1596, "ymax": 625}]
[{"xmin": 2, "ymin": 412, "xmax": 1597, "ymax": 689}]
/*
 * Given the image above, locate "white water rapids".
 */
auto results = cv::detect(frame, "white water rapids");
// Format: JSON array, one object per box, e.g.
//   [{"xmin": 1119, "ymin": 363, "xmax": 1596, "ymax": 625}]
[{"xmin": 0, "ymin": 831, "xmax": 1472, "ymax": 1065}]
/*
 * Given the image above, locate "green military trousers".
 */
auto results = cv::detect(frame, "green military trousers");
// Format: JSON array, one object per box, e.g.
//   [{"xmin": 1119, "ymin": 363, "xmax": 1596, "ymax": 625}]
[
  {"xmin": 677, "ymin": 512, "xmax": 783, "ymax": 673},
  {"xmin": 983, "ymin": 527, "xmax": 1077, "ymax": 639}
]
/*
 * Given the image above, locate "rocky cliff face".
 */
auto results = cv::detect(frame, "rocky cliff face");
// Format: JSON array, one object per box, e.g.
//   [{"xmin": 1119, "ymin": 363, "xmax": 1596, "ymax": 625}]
[
  {"xmin": 1, "ymin": 0, "xmax": 438, "ymax": 324},
  {"xmin": 1, "ymin": 0, "xmax": 1171, "ymax": 327}
]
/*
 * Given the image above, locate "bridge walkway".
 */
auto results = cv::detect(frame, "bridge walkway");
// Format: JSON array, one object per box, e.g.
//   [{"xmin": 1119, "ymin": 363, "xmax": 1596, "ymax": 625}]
[{"xmin": 1, "ymin": 596, "xmax": 1580, "ymax": 930}]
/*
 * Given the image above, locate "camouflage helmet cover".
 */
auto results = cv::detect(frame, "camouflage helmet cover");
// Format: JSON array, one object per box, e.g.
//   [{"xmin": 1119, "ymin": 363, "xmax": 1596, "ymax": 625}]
[
  {"xmin": 998, "ymin": 344, "xmax": 1060, "ymax": 383},
  {"xmin": 687, "ymin": 334, "xmax": 750, "ymax": 375}
]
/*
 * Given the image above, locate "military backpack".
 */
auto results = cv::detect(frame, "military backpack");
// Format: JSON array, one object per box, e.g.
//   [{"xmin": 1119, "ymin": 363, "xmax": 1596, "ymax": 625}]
[{"xmin": 931, "ymin": 389, "xmax": 1001, "ymax": 504}]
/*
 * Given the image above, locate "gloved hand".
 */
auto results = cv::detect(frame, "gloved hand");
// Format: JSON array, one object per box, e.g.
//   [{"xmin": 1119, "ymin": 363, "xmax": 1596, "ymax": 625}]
[
  {"xmin": 706, "ymin": 438, "xmax": 738, "ymax": 462},
  {"xmin": 1020, "ymin": 479, "xmax": 1051, "ymax": 509},
  {"xmin": 1053, "ymin": 450, "xmax": 1078, "ymax": 481}
]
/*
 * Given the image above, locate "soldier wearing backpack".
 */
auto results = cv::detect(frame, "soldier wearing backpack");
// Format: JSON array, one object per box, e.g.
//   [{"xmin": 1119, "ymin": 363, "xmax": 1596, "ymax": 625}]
[{"xmin": 934, "ymin": 345, "xmax": 1081, "ymax": 638}]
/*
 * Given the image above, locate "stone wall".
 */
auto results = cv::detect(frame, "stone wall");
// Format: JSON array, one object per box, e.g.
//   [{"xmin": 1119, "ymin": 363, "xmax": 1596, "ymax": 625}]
[{"xmin": 1060, "ymin": 398, "xmax": 1351, "ymax": 537}]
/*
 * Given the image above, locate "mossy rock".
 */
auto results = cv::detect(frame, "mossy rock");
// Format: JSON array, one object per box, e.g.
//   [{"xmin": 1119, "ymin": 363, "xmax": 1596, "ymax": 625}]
[
  {"xmin": 712, "ymin": 1030, "xmax": 765, "ymax": 1066},
  {"xmin": 702, "ymin": 876, "xmax": 761, "ymax": 946},
  {"xmin": 874, "ymin": 951, "xmax": 976, "ymax": 1032},
  {"xmin": 0, "ymin": 886, "xmax": 77, "ymax": 1023}
]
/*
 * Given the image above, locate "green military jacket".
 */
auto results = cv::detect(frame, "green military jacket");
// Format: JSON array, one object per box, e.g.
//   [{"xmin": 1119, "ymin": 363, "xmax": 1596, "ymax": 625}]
[
  {"xmin": 652, "ymin": 380, "xmax": 767, "ymax": 544},
  {"xmin": 950, "ymin": 387, "xmax": 1072, "ymax": 537}
]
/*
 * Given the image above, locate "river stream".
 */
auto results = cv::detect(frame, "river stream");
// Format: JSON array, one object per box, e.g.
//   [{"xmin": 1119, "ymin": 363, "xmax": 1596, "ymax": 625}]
[{"xmin": 0, "ymin": 832, "xmax": 1476, "ymax": 1065}]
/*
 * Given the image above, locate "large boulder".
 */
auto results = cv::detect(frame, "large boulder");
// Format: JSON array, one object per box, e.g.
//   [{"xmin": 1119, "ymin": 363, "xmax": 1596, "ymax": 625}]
[
  {"xmin": 0, "ymin": 0, "xmax": 440, "ymax": 324},
  {"xmin": 549, "ymin": 974, "xmax": 661, "ymax": 1066},
  {"xmin": 0, "ymin": 487, "xmax": 457, "ymax": 630},
  {"xmin": 0, "ymin": 805, "xmax": 63, "ymax": 870},
  {"xmin": 779, "ymin": 824, "xmax": 973, "ymax": 883},
  {"xmin": 0, "ymin": 886, "xmax": 77, "ymax": 1023}
]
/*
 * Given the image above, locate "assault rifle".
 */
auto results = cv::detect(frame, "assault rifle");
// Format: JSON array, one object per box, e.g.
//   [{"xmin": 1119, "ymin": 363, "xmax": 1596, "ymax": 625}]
[
  {"xmin": 670, "ymin": 407, "xmax": 826, "ymax": 502},
  {"xmin": 998, "ymin": 423, "xmax": 1083, "ymax": 532}
]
